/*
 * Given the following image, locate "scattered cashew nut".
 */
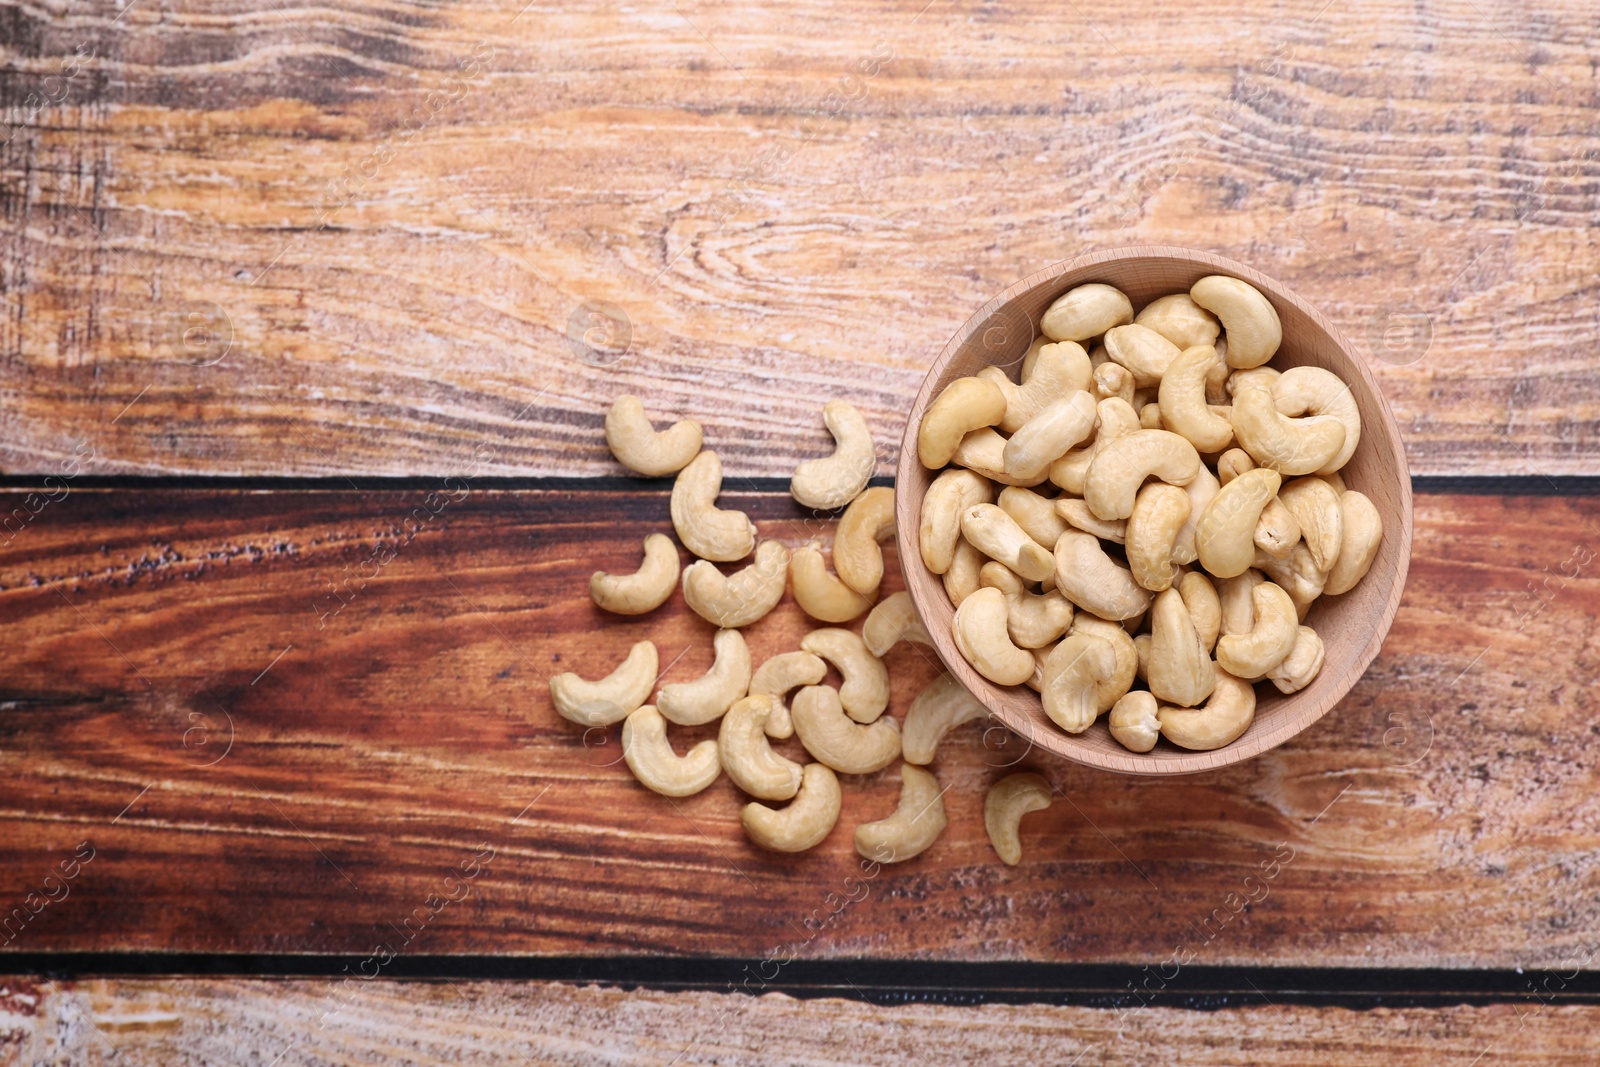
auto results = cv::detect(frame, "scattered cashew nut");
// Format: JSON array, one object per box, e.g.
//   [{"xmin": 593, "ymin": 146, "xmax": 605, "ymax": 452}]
[
  {"xmin": 833, "ymin": 486, "xmax": 895, "ymax": 596},
  {"xmin": 550, "ymin": 640, "xmax": 658, "ymax": 726},
  {"xmin": 605, "ymin": 395, "xmax": 703, "ymax": 476},
  {"xmin": 681, "ymin": 540, "xmax": 789, "ymax": 628},
  {"xmin": 902, "ymin": 672, "xmax": 989, "ymax": 764},
  {"xmin": 591, "ymin": 533, "xmax": 681, "ymax": 615},
  {"xmin": 740, "ymin": 762, "xmax": 841, "ymax": 852},
  {"xmin": 656, "ymin": 628, "xmax": 752, "ymax": 726},
  {"xmin": 863, "ymin": 591, "xmax": 934, "ymax": 657},
  {"xmin": 791, "ymin": 400, "xmax": 875, "ymax": 510},
  {"xmin": 719, "ymin": 694, "xmax": 804, "ymax": 800},
  {"xmin": 671, "ymin": 451, "xmax": 757, "ymax": 562},
  {"xmin": 855, "ymin": 764, "xmax": 948, "ymax": 864},
  {"xmin": 801, "ymin": 627, "xmax": 890, "ymax": 724},
  {"xmin": 790, "ymin": 543, "xmax": 877, "ymax": 623},
  {"xmin": 984, "ymin": 772, "xmax": 1052, "ymax": 866},
  {"xmin": 790, "ymin": 685, "xmax": 901, "ymax": 774},
  {"xmin": 622, "ymin": 705, "xmax": 721, "ymax": 797}
]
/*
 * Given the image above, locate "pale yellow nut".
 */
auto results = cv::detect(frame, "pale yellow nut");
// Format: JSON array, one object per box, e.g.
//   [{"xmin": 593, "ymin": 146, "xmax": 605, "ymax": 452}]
[
  {"xmin": 656, "ymin": 628, "xmax": 751, "ymax": 726},
  {"xmin": 1134, "ymin": 293, "xmax": 1221, "ymax": 350},
  {"xmin": 1231, "ymin": 385, "xmax": 1346, "ymax": 476},
  {"xmin": 1125, "ymin": 482, "xmax": 1192, "ymax": 593},
  {"xmin": 952, "ymin": 427, "xmax": 1047, "ymax": 487},
  {"xmin": 943, "ymin": 537, "xmax": 985, "ymax": 607},
  {"xmin": 1040, "ymin": 282, "xmax": 1133, "ymax": 342},
  {"xmin": 1253, "ymin": 497, "xmax": 1302, "ymax": 561},
  {"xmin": 790, "ymin": 543, "xmax": 877, "ymax": 623},
  {"xmin": 1040, "ymin": 632, "xmax": 1117, "ymax": 733},
  {"xmin": 834, "ymin": 485, "xmax": 895, "ymax": 596},
  {"xmin": 998, "ymin": 485, "xmax": 1069, "ymax": 548},
  {"xmin": 1190, "ymin": 275, "xmax": 1282, "ymax": 369},
  {"xmin": 605, "ymin": 395, "xmax": 703, "ymax": 476},
  {"xmin": 1273, "ymin": 366, "xmax": 1361, "ymax": 474},
  {"xmin": 790, "ymin": 685, "xmax": 901, "ymax": 774},
  {"xmin": 741, "ymin": 762, "xmax": 841, "ymax": 852},
  {"xmin": 1002, "ymin": 391, "xmax": 1098, "ymax": 483},
  {"xmin": 1171, "ymin": 465, "xmax": 1220, "ymax": 566},
  {"xmin": 979, "ymin": 341, "xmax": 1094, "ymax": 433},
  {"xmin": 1103, "ymin": 323, "xmax": 1183, "ymax": 388},
  {"xmin": 1216, "ymin": 447, "xmax": 1256, "ymax": 485},
  {"xmin": 953, "ymin": 586, "xmax": 1036, "ymax": 686},
  {"xmin": 1158, "ymin": 344, "xmax": 1234, "ymax": 453},
  {"xmin": 1256, "ymin": 543, "xmax": 1327, "ymax": 620},
  {"xmin": 1092, "ymin": 361, "xmax": 1136, "ymax": 405},
  {"xmin": 1158, "ymin": 671, "xmax": 1256, "ymax": 751},
  {"xmin": 1324, "ymin": 490, "xmax": 1383, "ymax": 595},
  {"xmin": 919, "ymin": 377, "xmax": 1007, "ymax": 469},
  {"xmin": 550, "ymin": 640, "xmax": 658, "ymax": 727},
  {"xmin": 1196, "ymin": 467, "xmax": 1282, "ymax": 579},
  {"xmin": 681, "ymin": 540, "xmax": 789, "ymax": 628},
  {"xmin": 919, "ymin": 468, "xmax": 994, "ymax": 574},
  {"xmin": 671, "ymin": 451, "xmax": 757, "ymax": 562},
  {"xmin": 719, "ymin": 694, "xmax": 804, "ymax": 801},
  {"xmin": 1109, "ymin": 690, "xmax": 1160, "ymax": 753},
  {"xmin": 1069, "ymin": 615, "xmax": 1138, "ymax": 713},
  {"xmin": 961, "ymin": 503, "xmax": 1054, "ymax": 583},
  {"xmin": 1215, "ymin": 581, "xmax": 1299, "ymax": 679},
  {"xmin": 1148, "ymin": 587, "xmax": 1217, "ymax": 707},
  {"xmin": 1052, "ymin": 531, "xmax": 1151, "ymax": 621},
  {"xmin": 801, "ymin": 627, "xmax": 890, "ymax": 724},
  {"xmin": 1266, "ymin": 625, "xmax": 1326, "ymax": 693},
  {"xmin": 980, "ymin": 562, "xmax": 1074, "ymax": 649},
  {"xmin": 854, "ymin": 764, "xmax": 948, "ymax": 864},
  {"xmin": 863, "ymin": 592, "xmax": 934, "ymax": 657},
  {"xmin": 791, "ymin": 399, "xmax": 875, "ymax": 510},
  {"xmin": 902, "ymin": 672, "xmax": 988, "ymax": 765},
  {"xmin": 984, "ymin": 772, "xmax": 1052, "ymax": 865},
  {"xmin": 621, "ymin": 705, "xmax": 721, "ymax": 797},
  {"xmin": 1217, "ymin": 569, "xmax": 1265, "ymax": 637},
  {"xmin": 1055, "ymin": 499, "xmax": 1127, "ymax": 544},
  {"xmin": 748, "ymin": 650, "xmax": 823, "ymax": 738},
  {"xmin": 1177, "ymin": 570, "xmax": 1222, "ymax": 652},
  {"xmin": 1277, "ymin": 476, "xmax": 1343, "ymax": 572},
  {"xmin": 1084, "ymin": 430, "xmax": 1202, "ymax": 522},
  {"xmin": 591, "ymin": 533, "xmax": 681, "ymax": 615}
]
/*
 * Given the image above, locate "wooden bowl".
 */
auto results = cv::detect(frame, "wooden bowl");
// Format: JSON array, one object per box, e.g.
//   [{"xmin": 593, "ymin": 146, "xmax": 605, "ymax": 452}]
[{"xmin": 894, "ymin": 246, "xmax": 1413, "ymax": 775}]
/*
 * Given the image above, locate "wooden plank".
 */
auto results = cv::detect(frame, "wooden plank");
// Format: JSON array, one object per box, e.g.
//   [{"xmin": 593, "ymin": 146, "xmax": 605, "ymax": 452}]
[
  {"xmin": 0, "ymin": 486, "xmax": 1596, "ymax": 966},
  {"xmin": 1, "ymin": 0, "xmax": 1597, "ymax": 477},
  {"xmin": 2, "ymin": 978, "xmax": 1597, "ymax": 1064}
]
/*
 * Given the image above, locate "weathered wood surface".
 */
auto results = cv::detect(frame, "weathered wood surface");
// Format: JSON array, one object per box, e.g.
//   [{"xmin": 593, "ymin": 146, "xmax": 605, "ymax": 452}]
[
  {"xmin": 1, "ymin": 0, "xmax": 1597, "ymax": 478},
  {"xmin": 3, "ymin": 978, "xmax": 1598, "ymax": 1065},
  {"xmin": 0, "ymin": 486, "xmax": 1595, "ymax": 966}
]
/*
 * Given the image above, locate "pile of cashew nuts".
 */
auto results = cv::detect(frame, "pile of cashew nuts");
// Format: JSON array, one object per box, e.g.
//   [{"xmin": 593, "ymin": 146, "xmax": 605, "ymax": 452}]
[
  {"xmin": 548, "ymin": 395, "xmax": 1056, "ymax": 865},
  {"xmin": 917, "ymin": 275, "xmax": 1384, "ymax": 753}
]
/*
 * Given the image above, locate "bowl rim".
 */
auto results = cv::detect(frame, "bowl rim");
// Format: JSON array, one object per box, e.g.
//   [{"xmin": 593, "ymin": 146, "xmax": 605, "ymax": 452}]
[{"xmin": 893, "ymin": 244, "xmax": 1414, "ymax": 775}]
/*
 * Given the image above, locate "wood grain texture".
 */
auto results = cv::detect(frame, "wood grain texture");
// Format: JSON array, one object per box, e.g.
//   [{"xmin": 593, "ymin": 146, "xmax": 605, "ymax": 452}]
[
  {"xmin": 1, "ymin": 0, "xmax": 1597, "ymax": 477},
  {"xmin": 3, "ymin": 978, "xmax": 1599, "ymax": 1065},
  {"xmin": 1, "ymin": 486, "xmax": 1597, "ymax": 967}
]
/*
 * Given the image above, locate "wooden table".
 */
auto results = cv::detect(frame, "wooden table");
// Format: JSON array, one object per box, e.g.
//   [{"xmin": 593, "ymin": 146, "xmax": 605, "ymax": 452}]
[{"xmin": 2, "ymin": 0, "xmax": 1598, "ymax": 1061}]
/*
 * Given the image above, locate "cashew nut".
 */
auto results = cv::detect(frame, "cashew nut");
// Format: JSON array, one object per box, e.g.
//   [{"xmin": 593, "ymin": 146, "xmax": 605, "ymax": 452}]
[
  {"xmin": 980, "ymin": 341, "xmax": 1094, "ymax": 432},
  {"xmin": 790, "ymin": 685, "xmax": 901, "ymax": 774},
  {"xmin": 1266, "ymin": 625, "xmax": 1326, "ymax": 693},
  {"xmin": 980, "ymin": 562, "xmax": 1074, "ymax": 649},
  {"xmin": 1253, "ymin": 496, "xmax": 1302, "ymax": 560},
  {"xmin": 984, "ymin": 772, "xmax": 1052, "ymax": 865},
  {"xmin": 943, "ymin": 537, "xmax": 985, "ymax": 607},
  {"xmin": 719, "ymin": 694, "xmax": 804, "ymax": 800},
  {"xmin": 1084, "ymin": 430, "xmax": 1202, "ymax": 521},
  {"xmin": 961, "ymin": 503, "xmax": 1054, "ymax": 583},
  {"xmin": 1324, "ymin": 490, "xmax": 1383, "ymax": 596},
  {"xmin": 1214, "ymin": 581, "xmax": 1299, "ymax": 679},
  {"xmin": 1190, "ymin": 275, "xmax": 1282, "ymax": 369},
  {"xmin": 1055, "ymin": 499, "xmax": 1127, "ymax": 544},
  {"xmin": 1277, "ymin": 476, "xmax": 1343, "ymax": 572},
  {"xmin": 791, "ymin": 399, "xmax": 875, "ymax": 510},
  {"xmin": 1134, "ymin": 293, "xmax": 1222, "ymax": 350},
  {"xmin": 1001, "ymin": 391, "xmax": 1098, "ymax": 482},
  {"xmin": 855, "ymin": 764, "xmax": 948, "ymax": 864},
  {"xmin": 1093, "ymin": 361, "xmax": 1136, "ymax": 405},
  {"xmin": 952, "ymin": 427, "xmax": 1044, "ymax": 487},
  {"xmin": 1040, "ymin": 632, "xmax": 1117, "ymax": 733},
  {"xmin": 591, "ymin": 533, "xmax": 681, "ymax": 615},
  {"xmin": 1126, "ymin": 482, "xmax": 1192, "ymax": 592},
  {"xmin": 919, "ymin": 468, "xmax": 994, "ymax": 574},
  {"xmin": 1273, "ymin": 366, "xmax": 1361, "ymax": 474},
  {"xmin": 1103, "ymin": 323, "xmax": 1183, "ymax": 387},
  {"xmin": 749, "ymin": 650, "xmax": 827, "ymax": 720},
  {"xmin": 902, "ymin": 672, "xmax": 989, "ymax": 764},
  {"xmin": 863, "ymin": 592, "xmax": 934, "ymax": 657},
  {"xmin": 998, "ymin": 485, "xmax": 1069, "ymax": 548},
  {"xmin": 1109, "ymin": 690, "xmax": 1160, "ymax": 753},
  {"xmin": 1231, "ymin": 385, "xmax": 1345, "ymax": 476},
  {"xmin": 1196, "ymin": 467, "xmax": 1282, "ymax": 578},
  {"xmin": 1052, "ymin": 530, "xmax": 1151, "ymax": 621},
  {"xmin": 656, "ymin": 628, "xmax": 752, "ymax": 725},
  {"xmin": 1070, "ymin": 615, "xmax": 1138, "ymax": 713},
  {"xmin": 1040, "ymin": 282, "xmax": 1133, "ymax": 342},
  {"xmin": 621, "ymin": 704, "xmax": 722, "ymax": 796},
  {"xmin": 1256, "ymin": 542, "xmax": 1328, "ymax": 619},
  {"xmin": 1148, "ymin": 587, "xmax": 1217, "ymax": 707},
  {"xmin": 550, "ymin": 640, "xmax": 658, "ymax": 726},
  {"xmin": 671, "ymin": 451, "xmax": 757, "ymax": 562},
  {"xmin": 681, "ymin": 540, "xmax": 789, "ymax": 628},
  {"xmin": 1217, "ymin": 569, "xmax": 1265, "ymax": 637},
  {"xmin": 1158, "ymin": 344, "xmax": 1234, "ymax": 453},
  {"xmin": 605, "ymin": 395, "xmax": 703, "ymax": 476},
  {"xmin": 1217, "ymin": 448, "xmax": 1255, "ymax": 486},
  {"xmin": 1178, "ymin": 570, "xmax": 1222, "ymax": 652},
  {"xmin": 790, "ymin": 543, "xmax": 877, "ymax": 623},
  {"xmin": 919, "ymin": 377, "xmax": 1007, "ymax": 468},
  {"xmin": 801, "ymin": 627, "xmax": 890, "ymax": 724},
  {"xmin": 834, "ymin": 486, "xmax": 895, "ymax": 596},
  {"xmin": 1172, "ymin": 465, "xmax": 1220, "ymax": 566},
  {"xmin": 741, "ymin": 762, "xmax": 841, "ymax": 852},
  {"xmin": 953, "ymin": 586, "xmax": 1036, "ymax": 686},
  {"xmin": 1158, "ymin": 670, "xmax": 1256, "ymax": 750}
]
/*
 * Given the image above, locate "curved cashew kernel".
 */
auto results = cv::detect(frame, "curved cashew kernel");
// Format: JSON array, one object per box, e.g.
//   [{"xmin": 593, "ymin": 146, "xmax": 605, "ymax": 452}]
[
  {"xmin": 1172, "ymin": 465, "xmax": 1220, "ymax": 566},
  {"xmin": 999, "ymin": 485, "xmax": 1069, "ymax": 548},
  {"xmin": 1178, "ymin": 570, "xmax": 1222, "ymax": 652},
  {"xmin": 954, "ymin": 586, "xmax": 1036, "ymax": 685},
  {"xmin": 1216, "ymin": 447, "xmax": 1256, "ymax": 485},
  {"xmin": 605, "ymin": 395, "xmax": 703, "ymax": 476},
  {"xmin": 749, "ymin": 649, "xmax": 827, "ymax": 730},
  {"xmin": 1126, "ymin": 482, "xmax": 1192, "ymax": 592},
  {"xmin": 1215, "ymin": 582, "xmax": 1299, "ymax": 679},
  {"xmin": 1158, "ymin": 671, "xmax": 1256, "ymax": 751},
  {"xmin": 591, "ymin": 533, "xmax": 681, "ymax": 615},
  {"xmin": 855, "ymin": 764, "xmax": 948, "ymax": 864},
  {"xmin": 1149, "ymin": 587, "xmax": 1217, "ymax": 707},
  {"xmin": 919, "ymin": 468, "xmax": 994, "ymax": 574},
  {"xmin": 981, "ymin": 563, "xmax": 1074, "ymax": 649},
  {"xmin": 1135, "ymin": 293, "xmax": 1222, "ymax": 350},
  {"xmin": 741, "ymin": 762, "xmax": 842, "ymax": 852},
  {"xmin": 1266, "ymin": 625, "xmax": 1326, "ymax": 693},
  {"xmin": 681, "ymin": 540, "xmax": 789, "ymax": 628},
  {"xmin": 961, "ymin": 503, "xmax": 1054, "ymax": 583},
  {"xmin": 980, "ymin": 342, "xmax": 1094, "ymax": 432},
  {"xmin": 1055, "ymin": 498, "xmax": 1127, "ymax": 544},
  {"xmin": 719, "ymin": 694, "xmax": 804, "ymax": 801},
  {"xmin": 1278, "ymin": 476, "xmax": 1343, "ymax": 572},
  {"xmin": 863, "ymin": 591, "xmax": 933, "ymax": 657},
  {"xmin": 1232, "ymin": 385, "xmax": 1345, "ymax": 476},
  {"xmin": 1190, "ymin": 275, "xmax": 1282, "ymax": 369},
  {"xmin": 919, "ymin": 377, "xmax": 1007, "ymax": 469},
  {"xmin": 1053, "ymin": 531, "xmax": 1151, "ymax": 621},
  {"xmin": 1217, "ymin": 569, "xmax": 1265, "ymax": 637},
  {"xmin": 1093, "ymin": 361, "xmax": 1136, "ymax": 405},
  {"xmin": 1273, "ymin": 366, "xmax": 1361, "ymax": 474},
  {"xmin": 622, "ymin": 705, "xmax": 722, "ymax": 796},
  {"xmin": 1109, "ymin": 690, "xmax": 1161, "ymax": 753},
  {"xmin": 943, "ymin": 537, "xmax": 985, "ymax": 607},
  {"xmin": 1070, "ymin": 615, "xmax": 1138, "ymax": 713},
  {"xmin": 834, "ymin": 486, "xmax": 895, "ymax": 596},
  {"xmin": 1040, "ymin": 632, "xmax": 1117, "ymax": 733},
  {"xmin": 1085, "ymin": 430, "xmax": 1202, "ymax": 522},
  {"xmin": 1158, "ymin": 345, "xmax": 1234, "ymax": 453},
  {"xmin": 790, "ymin": 544, "xmax": 877, "ymax": 623},
  {"xmin": 1040, "ymin": 282, "xmax": 1133, "ymax": 342},
  {"xmin": 902, "ymin": 672, "xmax": 988, "ymax": 764},
  {"xmin": 671, "ymin": 451, "xmax": 757, "ymax": 562},
  {"xmin": 791, "ymin": 399, "xmax": 875, "ymax": 510},
  {"xmin": 1133, "ymin": 632, "xmax": 1151, "ymax": 681},
  {"xmin": 984, "ymin": 773, "xmax": 1052, "ymax": 866},
  {"xmin": 801, "ymin": 627, "xmax": 890, "ymax": 724},
  {"xmin": 791, "ymin": 685, "xmax": 901, "ymax": 774},
  {"xmin": 1253, "ymin": 497, "xmax": 1302, "ymax": 560},
  {"xmin": 1003, "ymin": 391, "xmax": 1098, "ymax": 482},
  {"xmin": 656, "ymin": 628, "xmax": 751, "ymax": 726},
  {"xmin": 1324, "ymin": 490, "xmax": 1383, "ymax": 595},
  {"xmin": 952, "ymin": 427, "xmax": 1044, "ymax": 488},
  {"xmin": 1196, "ymin": 467, "xmax": 1282, "ymax": 578},
  {"xmin": 550, "ymin": 640, "xmax": 658, "ymax": 726},
  {"xmin": 1103, "ymin": 323, "xmax": 1183, "ymax": 387}
]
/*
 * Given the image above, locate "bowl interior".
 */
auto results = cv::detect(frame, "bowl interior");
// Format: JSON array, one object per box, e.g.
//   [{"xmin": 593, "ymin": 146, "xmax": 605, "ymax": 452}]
[{"xmin": 895, "ymin": 247, "xmax": 1413, "ymax": 775}]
